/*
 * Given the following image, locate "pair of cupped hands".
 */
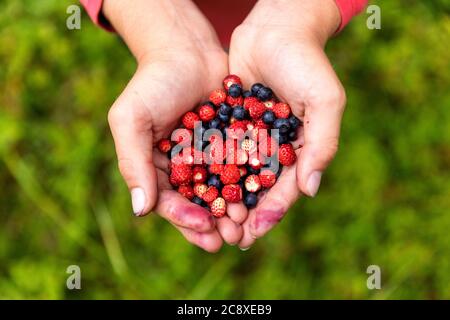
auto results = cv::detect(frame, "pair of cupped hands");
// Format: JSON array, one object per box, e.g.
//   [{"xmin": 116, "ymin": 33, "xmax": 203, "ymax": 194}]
[{"xmin": 105, "ymin": 0, "xmax": 346, "ymax": 252}]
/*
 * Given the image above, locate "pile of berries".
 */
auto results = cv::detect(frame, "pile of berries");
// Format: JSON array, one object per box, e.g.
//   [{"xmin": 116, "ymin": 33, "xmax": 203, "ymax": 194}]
[{"xmin": 157, "ymin": 75, "xmax": 302, "ymax": 218}]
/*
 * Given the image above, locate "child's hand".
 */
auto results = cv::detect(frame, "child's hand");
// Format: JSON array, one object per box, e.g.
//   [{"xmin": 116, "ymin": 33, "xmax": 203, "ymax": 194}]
[{"xmin": 229, "ymin": 0, "xmax": 346, "ymax": 249}]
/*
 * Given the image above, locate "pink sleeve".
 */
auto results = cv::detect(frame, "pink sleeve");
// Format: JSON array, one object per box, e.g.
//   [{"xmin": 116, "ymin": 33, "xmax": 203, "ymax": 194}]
[
  {"xmin": 79, "ymin": 0, "xmax": 114, "ymax": 32},
  {"xmin": 334, "ymin": 0, "xmax": 368, "ymax": 33}
]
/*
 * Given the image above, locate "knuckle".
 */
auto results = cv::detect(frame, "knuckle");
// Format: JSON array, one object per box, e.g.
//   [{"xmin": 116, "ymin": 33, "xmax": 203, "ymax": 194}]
[{"xmin": 107, "ymin": 103, "xmax": 127, "ymax": 128}]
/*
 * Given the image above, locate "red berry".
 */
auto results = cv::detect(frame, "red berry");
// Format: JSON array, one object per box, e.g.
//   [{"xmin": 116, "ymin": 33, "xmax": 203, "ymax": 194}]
[
  {"xmin": 248, "ymin": 154, "xmax": 262, "ymax": 170},
  {"xmin": 254, "ymin": 119, "xmax": 269, "ymax": 129},
  {"xmin": 223, "ymin": 74, "xmax": 242, "ymax": 90},
  {"xmin": 241, "ymin": 139, "xmax": 257, "ymax": 154},
  {"xmin": 194, "ymin": 183, "xmax": 208, "ymax": 198},
  {"xmin": 278, "ymin": 143, "xmax": 297, "ymax": 166},
  {"xmin": 173, "ymin": 128, "xmax": 193, "ymax": 146},
  {"xmin": 170, "ymin": 164, "xmax": 192, "ymax": 186},
  {"xmin": 198, "ymin": 104, "xmax": 216, "ymax": 122},
  {"xmin": 203, "ymin": 186, "xmax": 219, "ymax": 203},
  {"xmin": 220, "ymin": 164, "xmax": 241, "ymax": 184},
  {"xmin": 222, "ymin": 184, "xmax": 242, "ymax": 203},
  {"xmin": 227, "ymin": 148, "xmax": 248, "ymax": 165},
  {"xmin": 239, "ymin": 166, "xmax": 248, "ymax": 177},
  {"xmin": 245, "ymin": 174, "xmax": 262, "ymax": 193},
  {"xmin": 209, "ymin": 163, "xmax": 224, "ymax": 175},
  {"xmin": 209, "ymin": 89, "xmax": 227, "ymax": 105},
  {"xmin": 259, "ymin": 170, "xmax": 277, "ymax": 188},
  {"xmin": 243, "ymin": 96, "xmax": 259, "ymax": 110},
  {"xmin": 210, "ymin": 197, "xmax": 226, "ymax": 218},
  {"xmin": 249, "ymin": 101, "xmax": 266, "ymax": 119},
  {"xmin": 226, "ymin": 95, "xmax": 244, "ymax": 107},
  {"xmin": 273, "ymin": 102, "xmax": 291, "ymax": 119},
  {"xmin": 178, "ymin": 185, "xmax": 194, "ymax": 200},
  {"xmin": 182, "ymin": 112, "xmax": 200, "ymax": 130},
  {"xmin": 157, "ymin": 139, "xmax": 172, "ymax": 153},
  {"xmin": 192, "ymin": 166, "xmax": 207, "ymax": 183}
]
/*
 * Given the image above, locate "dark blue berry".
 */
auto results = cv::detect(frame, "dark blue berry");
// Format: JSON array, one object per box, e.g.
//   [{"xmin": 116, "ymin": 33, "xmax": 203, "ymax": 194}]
[
  {"xmin": 243, "ymin": 90, "xmax": 253, "ymax": 98},
  {"xmin": 273, "ymin": 118, "xmax": 291, "ymax": 134},
  {"xmin": 256, "ymin": 87, "xmax": 273, "ymax": 101},
  {"xmin": 262, "ymin": 110, "xmax": 276, "ymax": 124},
  {"xmin": 228, "ymin": 84, "xmax": 242, "ymax": 98},
  {"xmin": 288, "ymin": 130, "xmax": 298, "ymax": 141},
  {"xmin": 192, "ymin": 196, "xmax": 203, "ymax": 205},
  {"xmin": 219, "ymin": 102, "xmax": 232, "ymax": 115},
  {"xmin": 207, "ymin": 175, "xmax": 222, "ymax": 190},
  {"xmin": 272, "ymin": 130, "xmax": 288, "ymax": 144},
  {"xmin": 288, "ymin": 115, "xmax": 302, "ymax": 129},
  {"xmin": 208, "ymin": 118, "xmax": 221, "ymax": 129},
  {"xmin": 251, "ymin": 83, "xmax": 264, "ymax": 96},
  {"xmin": 244, "ymin": 193, "xmax": 257, "ymax": 208},
  {"xmin": 218, "ymin": 112, "xmax": 230, "ymax": 124},
  {"xmin": 247, "ymin": 166, "xmax": 260, "ymax": 175},
  {"xmin": 232, "ymin": 106, "xmax": 246, "ymax": 120}
]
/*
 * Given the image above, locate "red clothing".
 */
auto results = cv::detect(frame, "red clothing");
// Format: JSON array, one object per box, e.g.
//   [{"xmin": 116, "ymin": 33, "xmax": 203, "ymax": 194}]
[{"xmin": 80, "ymin": 0, "xmax": 367, "ymax": 44}]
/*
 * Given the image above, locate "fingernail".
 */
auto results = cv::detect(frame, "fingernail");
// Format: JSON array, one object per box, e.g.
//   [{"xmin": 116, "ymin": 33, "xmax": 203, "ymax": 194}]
[
  {"xmin": 131, "ymin": 188, "xmax": 146, "ymax": 216},
  {"xmin": 239, "ymin": 247, "xmax": 251, "ymax": 251},
  {"xmin": 306, "ymin": 171, "xmax": 322, "ymax": 197}
]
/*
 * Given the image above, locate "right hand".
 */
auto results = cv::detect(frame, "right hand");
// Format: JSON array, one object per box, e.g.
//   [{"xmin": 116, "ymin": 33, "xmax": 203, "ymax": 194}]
[{"xmin": 104, "ymin": 0, "xmax": 245, "ymax": 252}]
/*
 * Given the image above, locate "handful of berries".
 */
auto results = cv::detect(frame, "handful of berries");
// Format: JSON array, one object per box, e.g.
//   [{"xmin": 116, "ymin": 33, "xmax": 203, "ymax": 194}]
[{"xmin": 157, "ymin": 75, "xmax": 302, "ymax": 217}]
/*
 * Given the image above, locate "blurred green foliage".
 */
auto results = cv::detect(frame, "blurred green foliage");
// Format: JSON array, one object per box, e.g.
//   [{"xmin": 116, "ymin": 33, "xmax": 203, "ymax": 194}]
[{"xmin": 0, "ymin": 0, "xmax": 449, "ymax": 299}]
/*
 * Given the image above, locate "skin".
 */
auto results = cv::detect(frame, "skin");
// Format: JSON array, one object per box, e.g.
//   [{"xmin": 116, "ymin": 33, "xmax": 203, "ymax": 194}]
[{"xmin": 104, "ymin": 0, "xmax": 345, "ymax": 252}]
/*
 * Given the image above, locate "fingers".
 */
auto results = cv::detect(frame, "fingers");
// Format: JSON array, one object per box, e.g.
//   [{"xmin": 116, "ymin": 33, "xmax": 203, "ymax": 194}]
[
  {"xmin": 174, "ymin": 225, "xmax": 223, "ymax": 253},
  {"xmin": 226, "ymin": 202, "xmax": 248, "ymax": 224},
  {"xmin": 248, "ymin": 152, "xmax": 302, "ymax": 239},
  {"xmin": 216, "ymin": 216, "xmax": 243, "ymax": 245},
  {"xmin": 108, "ymin": 87, "xmax": 158, "ymax": 217}
]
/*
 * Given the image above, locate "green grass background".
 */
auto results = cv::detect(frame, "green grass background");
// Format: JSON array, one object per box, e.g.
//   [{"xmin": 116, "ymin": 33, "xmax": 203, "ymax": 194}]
[{"xmin": 0, "ymin": 0, "xmax": 449, "ymax": 299}]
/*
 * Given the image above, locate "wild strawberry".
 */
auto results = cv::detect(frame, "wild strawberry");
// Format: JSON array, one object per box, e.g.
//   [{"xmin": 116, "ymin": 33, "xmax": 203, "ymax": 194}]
[
  {"xmin": 243, "ymin": 96, "xmax": 259, "ymax": 110},
  {"xmin": 264, "ymin": 99, "xmax": 277, "ymax": 109},
  {"xmin": 245, "ymin": 174, "xmax": 262, "ymax": 193},
  {"xmin": 173, "ymin": 128, "xmax": 193, "ymax": 146},
  {"xmin": 273, "ymin": 102, "xmax": 291, "ymax": 119},
  {"xmin": 241, "ymin": 139, "xmax": 257, "ymax": 154},
  {"xmin": 220, "ymin": 164, "xmax": 241, "ymax": 184},
  {"xmin": 170, "ymin": 164, "xmax": 192, "ymax": 186},
  {"xmin": 209, "ymin": 89, "xmax": 227, "ymax": 105},
  {"xmin": 223, "ymin": 74, "xmax": 242, "ymax": 90},
  {"xmin": 192, "ymin": 166, "xmax": 207, "ymax": 183},
  {"xmin": 249, "ymin": 101, "xmax": 266, "ymax": 119},
  {"xmin": 182, "ymin": 112, "xmax": 200, "ymax": 130},
  {"xmin": 254, "ymin": 118, "xmax": 269, "ymax": 129},
  {"xmin": 194, "ymin": 183, "xmax": 208, "ymax": 198},
  {"xmin": 227, "ymin": 147, "xmax": 248, "ymax": 165},
  {"xmin": 222, "ymin": 184, "xmax": 242, "ymax": 203},
  {"xmin": 178, "ymin": 185, "xmax": 194, "ymax": 200},
  {"xmin": 248, "ymin": 154, "xmax": 262, "ymax": 170},
  {"xmin": 198, "ymin": 104, "xmax": 216, "ymax": 122},
  {"xmin": 226, "ymin": 95, "xmax": 244, "ymax": 107},
  {"xmin": 210, "ymin": 197, "xmax": 226, "ymax": 218},
  {"xmin": 203, "ymin": 186, "xmax": 219, "ymax": 203},
  {"xmin": 157, "ymin": 139, "xmax": 172, "ymax": 153},
  {"xmin": 278, "ymin": 143, "xmax": 297, "ymax": 166},
  {"xmin": 259, "ymin": 170, "xmax": 277, "ymax": 188},
  {"xmin": 209, "ymin": 163, "xmax": 224, "ymax": 175}
]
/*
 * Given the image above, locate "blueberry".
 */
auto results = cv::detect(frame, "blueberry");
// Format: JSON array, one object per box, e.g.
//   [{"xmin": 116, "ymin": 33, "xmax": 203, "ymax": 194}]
[
  {"xmin": 256, "ymin": 87, "xmax": 273, "ymax": 101},
  {"xmin": 192, "ymin": 196, "xmax": 203, "ymax": 205},
  {"xmin": 262, "ymin": 110, "xmax": 276, "ymax": 125},
  {"xmin": 244, "ymin": 193, "xmax": 258, "ymax": 208},
  {"xmin": 208, "ymin": 118, "xmax": 221, "ymax": 129},
  {"xmin": 218, "ymin": 112, "xmax": 230, "ymax": 124},
  {"xmin": 288, "ymin": 130, "xmax": 298, "ymax": 141},
  {"xmin": 232, "ymin": 106, "xmax": 246, "ymax": 120},
  {"xmin": 272, "ymin": 130, "xmax": 288, "ymax": 144},
  {"xmin": 247, "ymin": 166, "xmax": 260, "ymax": 175},
  {"xmin": 219, "ymin": 102, "xmax": 232, "ymax": 115},
  {"xmin": 243, "ymin": 90, "xmax": 253, "ymax": 98},
  {"xmin": 273, "ymin": 118, "xmax": 291, "ymax": 134},
  {"xmin": 251, "ymin": 83, "xmax": 264, "ymax": 96},
  {"xmin": 208, "ymin": 175, "xmax": 222, "ymax": 190},
  {"xmin": 288, "ymin": 115, "xmax": 302, "ymax": 129},
  {"xmin": 228, "ymin": 84, "xmax": 242, "ymax": 98}
]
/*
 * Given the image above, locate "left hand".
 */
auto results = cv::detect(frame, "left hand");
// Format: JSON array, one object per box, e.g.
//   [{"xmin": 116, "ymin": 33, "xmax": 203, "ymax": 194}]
[{"xmin": 229, "ymin": 0, "xmax": 347, "ymax": 249}]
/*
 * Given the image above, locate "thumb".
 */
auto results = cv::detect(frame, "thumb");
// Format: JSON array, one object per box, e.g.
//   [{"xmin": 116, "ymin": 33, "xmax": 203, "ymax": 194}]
[
  {"xmin": 296, "ymin": 83, "xmax": 346, "ymax": 197},
  {"xmin": 108, "ymin": 85, "xmax": 157, "ymax": 216}
]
